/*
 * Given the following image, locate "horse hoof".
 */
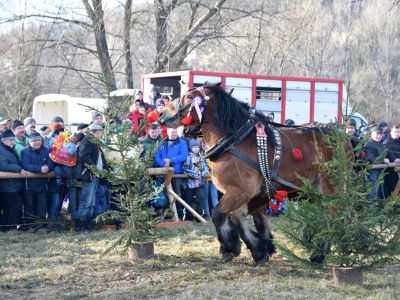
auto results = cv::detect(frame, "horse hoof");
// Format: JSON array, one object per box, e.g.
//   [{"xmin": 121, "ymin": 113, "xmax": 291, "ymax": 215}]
[
  {"xmin": 255, "ymin": 253, "xmax": 269, "ymax": 267},
  {"xmin": 221, "ymin": 252, "xmax": 235, "ymax": 263}
]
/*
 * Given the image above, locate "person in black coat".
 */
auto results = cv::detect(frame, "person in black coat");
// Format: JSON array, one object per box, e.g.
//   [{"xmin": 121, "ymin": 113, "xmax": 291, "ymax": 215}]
[
  {"xmin": 0, "ymin": 130, "xmax": 27, "ymax": 232},
  {"xmin": 383, "ymin": 124, "xmax": 400, "ymax": 195},
  {"xmin": 74, "ymin": 124, "xmax": 108, "ymax": 233},
  {"xmin": 364, "ymin": 126, "xmax": 390, "ymax": 199}
]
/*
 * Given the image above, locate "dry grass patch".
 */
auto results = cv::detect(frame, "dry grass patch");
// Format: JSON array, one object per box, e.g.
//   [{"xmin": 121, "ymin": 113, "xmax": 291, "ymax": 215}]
[{"xmin": 1, "ymin": 219, "xmax": 399, "ymax": 299}]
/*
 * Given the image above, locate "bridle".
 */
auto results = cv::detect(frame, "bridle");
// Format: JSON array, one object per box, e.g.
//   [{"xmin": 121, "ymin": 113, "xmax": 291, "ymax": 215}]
[{"xmin": 171, "ymin": 86, "xmax": 215, "ymax": 124}]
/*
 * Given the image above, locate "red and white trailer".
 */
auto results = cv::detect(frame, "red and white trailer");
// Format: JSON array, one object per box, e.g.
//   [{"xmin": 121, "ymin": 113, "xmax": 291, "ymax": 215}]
[{"xmin": 142, "ymin": 70, "xmax": 367, "ymax": 126}]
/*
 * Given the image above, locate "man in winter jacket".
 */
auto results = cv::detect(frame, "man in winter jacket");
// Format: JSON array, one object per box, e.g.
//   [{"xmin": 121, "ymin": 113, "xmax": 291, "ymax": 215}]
[
  {"xmin": 364, "ymin": 126, "xmax": 390, "ymax": 199},
  {"xmin": 383, "ymin": 124, "xmax": 400, "ymax": 195},
  {"xmin": 74, "ymin": 124, "xmax": 108, "ymax": 233},
  {"xmin": 147, "ymin": 86, "xmax": 161, "ymax": 107},
  {"xmin": 21, "ymin": 132, "xmax": 54, "ymax": 228},
  {"xmin": 0, "ymin": 130, "xmax": 27, "ymax": 232},
  {"xmin": 141, "ymin": 123, "xmax": 163, "ymax": 154},
  {"xmin": 155, "ymin": 127, "xmax": 188, "ymax": 219},
  {"xmin": 12, "ymin": 120, "xmax": 29, "ymax": 160}
]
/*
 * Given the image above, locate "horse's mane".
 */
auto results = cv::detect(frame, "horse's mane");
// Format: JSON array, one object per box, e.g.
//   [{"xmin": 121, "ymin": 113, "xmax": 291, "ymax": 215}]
[{"xmin": 205, "ymin": 85, "xmax": 276, "ymax": 146}]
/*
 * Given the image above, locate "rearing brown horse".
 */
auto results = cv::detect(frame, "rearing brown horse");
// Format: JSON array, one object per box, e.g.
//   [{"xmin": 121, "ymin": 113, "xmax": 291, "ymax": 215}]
[{"xmin": 159, "ymin": 84, "xmax": 336, "ymax": 266}]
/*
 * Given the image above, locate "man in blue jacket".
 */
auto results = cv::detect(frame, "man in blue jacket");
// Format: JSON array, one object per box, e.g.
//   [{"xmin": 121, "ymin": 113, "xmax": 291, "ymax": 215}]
[
  {"xmin": 154, "ymin": 127, "xmax": 188, "ymax": 219},
  {"xmin": 0, "ymin": 130, "xmax": 27, "ymax": 232},
  {"xmin": 21, "ymin": 132, "xmax": 54, "ymax": 230}
]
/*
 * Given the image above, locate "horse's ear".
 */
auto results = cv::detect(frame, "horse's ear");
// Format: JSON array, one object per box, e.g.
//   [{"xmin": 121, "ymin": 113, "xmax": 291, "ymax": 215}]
[
  {"xmin": 216, "ymin": 82, "xmax": 221, "ymax": 87},
  {"xmin": 228, "ymin": 88, "xmax": 234, "ymax": 95}
]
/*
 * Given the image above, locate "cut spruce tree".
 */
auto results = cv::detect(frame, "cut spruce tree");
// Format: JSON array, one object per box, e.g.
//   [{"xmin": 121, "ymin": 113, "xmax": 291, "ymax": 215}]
[
  {"xmin": 83, "ymin": 78, "xmax": 164, "ymax": 260},
  {"xmin": 275, "ymin": 120, "xmax": 400, "ymax": 286}
]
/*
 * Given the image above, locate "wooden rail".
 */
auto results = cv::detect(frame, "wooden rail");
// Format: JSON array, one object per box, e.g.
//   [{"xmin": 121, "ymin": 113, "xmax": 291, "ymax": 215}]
[
  {"xmin": 0, "ymin": 168, "xmax": 208, "ymax": 223},
  {"xmin": 2, "ymin": 163, "xmax": 400, "ymax": 222}
]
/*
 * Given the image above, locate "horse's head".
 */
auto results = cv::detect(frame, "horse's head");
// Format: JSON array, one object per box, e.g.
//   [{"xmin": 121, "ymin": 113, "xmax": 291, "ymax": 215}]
[{"xmin": 158, "ymin": 83, "xmax": 222, "ymax": 129}]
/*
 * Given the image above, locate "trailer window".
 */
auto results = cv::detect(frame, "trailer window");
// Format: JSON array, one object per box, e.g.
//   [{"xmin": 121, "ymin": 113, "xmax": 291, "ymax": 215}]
[{"xmin": 256, "ymin": 87, "xmax": 281, "ymax": 101}]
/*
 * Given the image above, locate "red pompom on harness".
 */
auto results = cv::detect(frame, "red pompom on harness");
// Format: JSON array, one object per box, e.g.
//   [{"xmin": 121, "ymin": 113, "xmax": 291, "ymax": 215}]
[
  {"xmin": 268, "ymin": 190, "xmax": 288, "ymax": 212},
  {"xmin": 269, "ymin": 201, "xmax": 280, "ymax": 212},
  {"xmin": 182, "ymin": 115, "xmax": 194, "ymax": 125},
  {"xmin": 274, "ymin": 190, "xmax": 288, "ymax": 203},
  {"xmin": 292, "ymin": 148, "xmax": 303, "ymax": 161}
]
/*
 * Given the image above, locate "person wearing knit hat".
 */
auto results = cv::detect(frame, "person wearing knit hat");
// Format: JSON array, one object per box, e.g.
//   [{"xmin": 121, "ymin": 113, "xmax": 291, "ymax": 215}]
[
  {"xmin": 0, "ymin": 129, "xmax": 15, "ymax": 141},
  {"xmin": 11, "ymin": 120, "xmax": 28, "ymax": 160},
  {"xmin": 74, "ymin": 121, "xmax": 109, "ymax": 233},
  {"xmin": 383, "ymin": 124, "xmax": 400, "ymax": 195},
  {"xmin": 156, "ymin": 99, "xmax": 165, "ymax": 108},
  {"xmin": 189, "ymin": 139, "xmax": 200, "ymax": 150},
  {"xmin": 91, "ymin": 112, "xmax": 103, "ymax": 124},
  {"xmin": 136, "ymin": 90, "xmax": 143, "ymax": 99},
  {"xmin": 379, "ymin": 122, "xmax": 389, "ymax": 142},
  {"xmin": 148, "ymin": 85, "xmax": 161, "ymax": 107},
  {"xmin": 77, "ymin": 123, "xmax": 89, "ymax": 133},
  {"xmin": 364, "ymin": 125, "xmax": 389, "ymax": 200},
  {"xmin": 21, "ymin": 131, "xmax": 54, "ymax": 230},
  {"xmin": 284, "ymin": 119, "xmax": 295, "ymax": 126},
  {"xmin": 52, "ymin": 116, "xmax": 64, "ymax": 123},
  {"xmin": 0, "ymin": 129, "xmax": 27, "ymax": 232},
  {"xmin": 23, "ymin": 117, "xmax": 36, "ymax": 137},
  {"xmin": 181, "ymin": 138, "xmax": 210, "ymax": 221}
]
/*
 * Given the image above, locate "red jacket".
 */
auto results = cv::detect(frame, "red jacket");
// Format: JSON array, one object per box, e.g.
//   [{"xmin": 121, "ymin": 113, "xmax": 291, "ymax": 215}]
[
  {"xmin": 147, "ymin": 110, "xmax": 167, "ymax": 138},
  {"xmin": 125, "ymin": 111, "xmax": 145, "ymax": 137}
]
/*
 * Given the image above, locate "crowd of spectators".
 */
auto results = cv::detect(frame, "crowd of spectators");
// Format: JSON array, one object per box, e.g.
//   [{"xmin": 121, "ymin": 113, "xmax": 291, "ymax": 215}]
[
  {"xmin": 0, "ymin": 86, "xmax": 220, "ymax": 233},
  {"xmin": 4, "ymin": 85, "xmax": 399, "ymax": 233},
  {"xmin": 345, "ymin": 119, "xmax": 400, "ymax": 199}
]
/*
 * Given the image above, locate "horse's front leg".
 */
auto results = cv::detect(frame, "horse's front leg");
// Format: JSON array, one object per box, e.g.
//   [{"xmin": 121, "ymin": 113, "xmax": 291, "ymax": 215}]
[{"xmin": 211, "ymin": 202, "xmax": 241, "ymax": 263}]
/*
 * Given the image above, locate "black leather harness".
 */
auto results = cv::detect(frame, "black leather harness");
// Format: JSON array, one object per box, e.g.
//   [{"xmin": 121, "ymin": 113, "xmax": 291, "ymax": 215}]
[{"xmin": 202, "ymin": 117, "xmax": 302, "ymax": 191}]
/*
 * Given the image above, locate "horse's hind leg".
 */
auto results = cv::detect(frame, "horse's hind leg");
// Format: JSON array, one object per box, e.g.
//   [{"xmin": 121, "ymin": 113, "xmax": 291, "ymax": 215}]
[
  {"xmin": 212, "ymin": 203, "xmax": 241, "ymax": 263},
  {"xmin": 252, "ymin": 207, "xmax": 276, "ymax": 258},
  {"xmin": 232, "ymin": 205, "xmax": 274, "ymax": 266}
]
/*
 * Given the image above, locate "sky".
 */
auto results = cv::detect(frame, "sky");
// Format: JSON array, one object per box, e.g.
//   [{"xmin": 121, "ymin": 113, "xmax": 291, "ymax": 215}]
[{"xmin": 1, "ymin": 0, "xmax": 150, "ymax": 33}]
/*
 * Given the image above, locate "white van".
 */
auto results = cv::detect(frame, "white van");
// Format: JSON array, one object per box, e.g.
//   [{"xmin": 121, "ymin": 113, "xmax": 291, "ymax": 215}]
[{"xmin": 32, "ymin": 94, "xmax": 107, "ymax": 133}]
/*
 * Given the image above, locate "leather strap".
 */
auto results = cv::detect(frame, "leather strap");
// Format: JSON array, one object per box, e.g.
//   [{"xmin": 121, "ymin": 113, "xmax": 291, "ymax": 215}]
[{"xmin": 230, "ymin": 147, "xmax": 302, "ymax": 191}]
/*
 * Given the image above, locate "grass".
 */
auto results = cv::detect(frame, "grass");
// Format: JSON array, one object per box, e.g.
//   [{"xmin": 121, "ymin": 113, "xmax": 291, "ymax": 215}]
[{"xmin": 1, "ymin": 218, "xmax": 399, "ymax": 299}]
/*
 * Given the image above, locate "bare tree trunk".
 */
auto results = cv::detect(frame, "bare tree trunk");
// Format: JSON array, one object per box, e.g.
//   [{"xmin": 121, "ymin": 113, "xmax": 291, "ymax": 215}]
[
  {"xmin": 154, "ymin": 0, "xmax": 172, "ymax": 72},
  {"xmin": 153, "ymin": 0, "xmax": 227, "ymax": 73},
  {"xmin": 82, "ymin": 0, "xmax": 117, "ymax": 92},
  {"xmin": 124, "ymin": 0, "xmax": 133, "ymax": 89}
]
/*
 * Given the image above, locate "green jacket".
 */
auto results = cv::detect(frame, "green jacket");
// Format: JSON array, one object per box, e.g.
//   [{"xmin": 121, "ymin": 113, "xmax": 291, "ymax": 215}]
[
  {"xmin": 14, "ymin": 136, "xmax": 29, "ymax": 160},
  {"xmin": 141, "ymin": 134, "xmax": 163, "ymax": 155}
]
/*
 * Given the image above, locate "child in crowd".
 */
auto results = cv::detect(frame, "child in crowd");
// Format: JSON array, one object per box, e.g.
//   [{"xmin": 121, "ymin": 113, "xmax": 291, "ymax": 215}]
[
  {"xmin": 182, "ymin": 139, "xmax": 209, "ymax": 221},
  {"xmin": 48, "ymin": 125, "xmax": 77, "ymax": 187}
]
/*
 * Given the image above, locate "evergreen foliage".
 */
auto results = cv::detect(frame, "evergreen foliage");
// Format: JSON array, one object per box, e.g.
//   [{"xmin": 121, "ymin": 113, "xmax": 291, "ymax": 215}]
[
  {"xmin": 275, "ymin": 121, "xmax": 400, "ymax": 271},
  {"xmin": 84, "ymin": 77, "xmax": 164, "ymax": 256}
]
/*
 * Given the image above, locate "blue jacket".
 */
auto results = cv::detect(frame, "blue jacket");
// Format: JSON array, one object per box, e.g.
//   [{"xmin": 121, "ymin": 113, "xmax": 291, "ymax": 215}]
[
  {"xmin": 182, "ymin": 152, "xmax": 210, "ymax": 189},
  {"xmin": 0, "ymin": 142, "xmax": 23, "ymax": 192},
  {"xmin": 21, "ymin": 145, "xmax": 54, "ymax": 192},
  {"xmin": 154, "ymin": 138, "xmax": 188, "ymax": 174}
]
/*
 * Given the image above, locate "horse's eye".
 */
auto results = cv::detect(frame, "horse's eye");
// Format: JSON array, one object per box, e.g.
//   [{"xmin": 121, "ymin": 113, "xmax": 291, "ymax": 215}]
[{"xmin": 187, "ymin": 95, "xmax": 193, "ymax": 100}]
